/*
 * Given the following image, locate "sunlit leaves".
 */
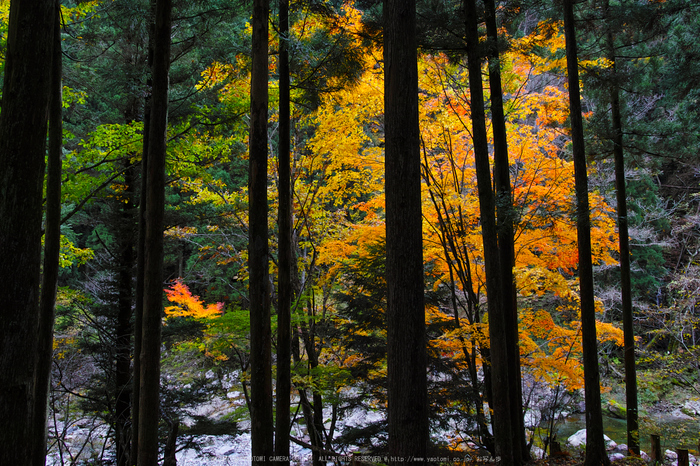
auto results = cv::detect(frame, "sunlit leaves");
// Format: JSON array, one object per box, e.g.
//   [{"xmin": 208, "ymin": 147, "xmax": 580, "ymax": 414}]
[
  {"xmin": 164, "ymin": 279, "xmax": 224, "ymax": 320},
  {"xmin": 197, "ymin": 58, "xmax": 251, "ymax": 117},
  {"xmin": 62, "ymin": 122, "xmax": 142, "ymax": 206},
  {"xmin": 58, "ymin": 235, "xmax": 95, "ymax": 268}
]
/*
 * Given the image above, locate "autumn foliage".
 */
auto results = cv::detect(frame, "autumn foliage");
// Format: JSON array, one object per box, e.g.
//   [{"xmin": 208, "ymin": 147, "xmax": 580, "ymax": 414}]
[
  {"xmin": 164, "ymin": 279, "xmax": 224, "ymax": 320},
  {"xmin": 25, "ymin": 0, "xmax": 700, "ymax": 462},
  {"xmin": 188, "ymin": 8, "xmax": 626, "ymax": 440}
]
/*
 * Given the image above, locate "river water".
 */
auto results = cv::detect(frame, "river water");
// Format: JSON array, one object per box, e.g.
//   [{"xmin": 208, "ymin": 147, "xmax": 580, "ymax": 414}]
[{"xmin": 554, "ymin": 413, "xmax": 700, "ymax": 456}]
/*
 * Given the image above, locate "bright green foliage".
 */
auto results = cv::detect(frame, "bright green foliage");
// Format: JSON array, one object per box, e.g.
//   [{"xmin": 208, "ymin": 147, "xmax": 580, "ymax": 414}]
[{"xmin": 61, "ymin": 122, "xmax": 142, "ymax": 209}]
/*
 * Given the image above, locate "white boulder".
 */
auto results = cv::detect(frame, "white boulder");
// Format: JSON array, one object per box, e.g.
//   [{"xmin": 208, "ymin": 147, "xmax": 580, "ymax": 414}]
[
  {"xmin": 566, "ymin": 429, "xmax": 616, "ymax": 450},
  {"xmin": 683, "ymin": 399, "xmax": 700, "ymax": 416}
]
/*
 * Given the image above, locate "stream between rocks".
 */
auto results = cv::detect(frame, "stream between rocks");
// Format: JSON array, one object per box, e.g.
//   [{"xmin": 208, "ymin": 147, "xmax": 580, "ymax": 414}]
[{"xmin": 554, "ymin": 413, "xmax": 700, "ymax": 456}]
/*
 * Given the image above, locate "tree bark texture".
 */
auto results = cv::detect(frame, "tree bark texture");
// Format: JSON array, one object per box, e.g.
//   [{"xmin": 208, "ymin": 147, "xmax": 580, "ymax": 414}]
[
  {"xmin": 463, "ymin": 0, "xmax": 514, "ymax": 463},
  {"xmin": 274, "ymin": 0, "xmax": 292, "ymax": 462},
  {"xmin": 249, "ymin": 0, "xmax": 274, "ymax": 463},
  {"xmin": 603, "ymin": 0, "xmax": 639, "ymax": 452},
  {"xmin": 34, "ymin": 5, "xmax": 63, "ymax": 465},
  {"xmin": 137, "ymin": 0, "xmax": 171, "ymax": 464},
  {"xmin": 116, "ymin": 28, "xmax": 145, "ymax": 464},
  {"xmin": 483, "ymin": 0, "xmax": 527, "ymax": 462},
  {"xmin": 0, "ymin": 0, "xmax": 55, "ymax": 463},
  {"xmin": 384, "ymin": 0, "xmax": 429, "ymax": 463},
  {"xmin": 116, "ymin": 164, "xmax": 136, "ymax": 466},
  {"xmin": 132, "ymin": 3, "xmax": 156, "ymax": 461},
  {"xmin": 562, "ymin": 2, "xmax": 610, "ymax": 465}
]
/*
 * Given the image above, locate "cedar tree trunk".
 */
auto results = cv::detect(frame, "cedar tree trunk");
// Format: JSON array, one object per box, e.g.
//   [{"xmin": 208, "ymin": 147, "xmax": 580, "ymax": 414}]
[
  {"xmin": 464, "ymin": 0, "xmax": 514, "ymax": 463},
  {"xmin": 249, "ymin": 0, "xmax": 274, "ymax": 463},
  {"xmin": 563, "ymin": 1, "xmax": 610, "ymax": 465},
  {"xmin": 137, "ymin": 0, "xmax": 171, "ymax": 464},
  {"xmin": 274, "ymin": 0, "xmax": 292, "ymax": 462},
  {"xmin": 384, "ymin": 0, "xmax": 429, "ymax": 463},
  {"xmin": 0, "ymin": 0, "xmax": 55, "ymax": 463},
  {"xmin": 132, "ymin": 3, "xmax": 156, "ymax": 461},
  {"xmin": 483, "ymin": 0, "xmax": 528, "ymax": 461},
  {"xmin": 116, "ymin": 164, "xmax": 136, "ymax": 466},
  {"xmin": 34, "ymin": 5, "xmax": 63, "ymax": 465},
  {"xmin": 603, "ymin": 0, "xmax": 639, "ymax": 453}
]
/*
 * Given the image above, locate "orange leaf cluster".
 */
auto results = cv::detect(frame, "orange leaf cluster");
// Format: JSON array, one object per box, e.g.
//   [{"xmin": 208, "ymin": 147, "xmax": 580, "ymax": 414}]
[{"xmin": 164, "ymin": 279, "xmax": 223, "ymax": 320}]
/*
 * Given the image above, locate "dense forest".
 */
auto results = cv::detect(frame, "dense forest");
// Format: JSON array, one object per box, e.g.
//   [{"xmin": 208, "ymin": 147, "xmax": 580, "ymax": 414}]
[{"xmin": 1, "ymin": 0, "xmax": 700, "ymax": 465}]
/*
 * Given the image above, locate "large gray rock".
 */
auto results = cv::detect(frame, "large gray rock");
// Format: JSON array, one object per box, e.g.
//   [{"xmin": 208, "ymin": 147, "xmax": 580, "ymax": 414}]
[
  {"xmin": 683, "ymin": 399, "xmax": 700, "ymax": 416},
  {"xmin": 530, "ymin": 446, "xmax": 545, "ymax": 460},
  {"xmin": 606, "ymin": 400, "xmax": 626, "ymax": 419},
  {"xmin": 670, "ymin": 409, "xmax": 694, "ymax": 420},
  {"xmin": 567, "ymin": 429, "xmax": 587, "ymax": 448},
  {"xmin": 566, "ymin": 429, "xmax": 616, "ymax": 450}
]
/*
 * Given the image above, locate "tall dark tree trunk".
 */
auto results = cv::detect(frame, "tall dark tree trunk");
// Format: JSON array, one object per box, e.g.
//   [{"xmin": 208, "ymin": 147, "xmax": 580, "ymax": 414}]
[
  {"xmin": 132, "ymin": 114, "xmax": 148, "ymax": 466},
  {"xmin": 384, "ymin": 0, "xmax": 428, "ymax": 463},
  {"xmin": 116, "ymin": 164, "xmax": 136, "ymax": 466},
  {"xmin": 249, "ymin": 0, "xmax": 273, "ymax": 463},
  {"xmin": 483, "ymin": 0, "xmax": 527, "ymax": 462},
  {"xmin": 563, "ymin": 2, "xmax": 610, "ymax": 465},
  {"xmin": 137, "ymin": 0, "xmax": 171, "ymax": 463},
  {"xmin": 132, "ymin": 4, "xmax": 155, "ymax": 461},
  {"xmin": 0, "ymin": 0, "xmax": 55, "ymax": 463},
  {"xmin": 603, "ymin": 0, "xmax": 639, "ymax": 453},
  {"xmin": 274, "ymin": 0, "xmax": 292, "ymax": 462},
  {"xmin": 34, "ymin": 5, "xmax": 63, "ymax": 465},
  {"xmin": 463, "ymin": 0, "xmax": 513, "ymax": 463},
  {"xmin": 298, "ymin": 308, "xmax": 326, "ymax": 466}
]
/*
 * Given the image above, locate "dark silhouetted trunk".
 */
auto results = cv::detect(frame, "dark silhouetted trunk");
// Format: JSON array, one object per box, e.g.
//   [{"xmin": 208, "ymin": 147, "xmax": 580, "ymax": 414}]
[
  {"xmin": 384, "ymin": 0, "xmax": 429, "ymax": 463},
  {"xmin": 563, "ymin": 1, "xmax": 610, "ymax": 465},
  {"xmin": 34, "ymin": 5, "xmax": 63, "ymax": 465},
  {"xmin": 137, "ymin": 0, "xmax": 171, "ymax": 463},
  {"xmin": 298, "ymin": 308, "xmax": 326, "ymax": 466},
  {"xmin": 274, "ymin": 0, "xmax": 292, "ymax": 462},
  {"xmin": 249, "ymin": 0, "xmax": 273, "ymax": 463},
  {"xmin": 483, "ymin": 0, "xmax": 527, "ymax": 462},
  {"xmin": 116, "ymin": 164, "xmax": 136, "ymax": 466},
  {"xmin": 603, "ymin": 0, "xmax": 639, "ymax": 454},
  {"xmin": 163, "ymin": 419, "xmax": 179, "ymax": 466},
  {"xmin": 0, "ymin": 0, "xmax": 55, "ymax": 463},
  {"xmin": 464, "ymin": 0, "xmax": 513, "ymax": 463},
  {"xmin": 132, "ymin": 4, "xmax": 155, "ymax": 461}
]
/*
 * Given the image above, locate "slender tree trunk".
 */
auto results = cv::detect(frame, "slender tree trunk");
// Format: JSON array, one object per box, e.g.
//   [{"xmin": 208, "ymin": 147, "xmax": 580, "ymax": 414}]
[
  {"xmin": 562, "ymin": 2, "xmax": 610, "ymax": 465},
  {"xmin": 463, "ymin": 0, "xmax": 513, "ymax": 463},
  {"xmin": 162, "ymin": 418, "xmax": 179, "ymax": 466},
  {"xmin": 274, "ymin": 0, "xmax": 292, "ymax": 463},
  {"xmin": 0, "ymin": 0, "xmax": 55, "ymax": 463},
  {"xmin": 34, "ymin": 6, "xmax": 63, "ymax": 465},
  {"xmin": 612, "ymin": 69, "xmax": 640, "ymax": 456},
  {"xmin": 250, "ymin": 0, "xmax": 273, "ymax": 463},
  {"xmin": 132, "ymin": 4, "xmax": 155, "ymax": 461},
  {"xmin": 298, "ymin": 312, "xmax": 326, "ymax": 466},
  {"xmin": 423, "ymin": 166, "xmax": 494, "ymax": 454},
  {"xmin": 384, "ymin": 0, "xmax": 428, "ymax": 463},
  {"xmin": 312, "ymin": 391, "xmax": 325, "ymax": 462},
  {"xmin": 603, "ymin": 0, "xmax": 639, "ymax": 453},
  {"xmin": 137, "ymin": 0, "xmax": 171, "ymax": 463},
  {"xmin": 116, "ymin": 164, "xmax": 136, "ymax": 466},
  {"xmin": 115, "ymin": 29, "xmax": 142, "ymax": 464},
  {"xmin": 132, "ymin": 115, "xmax": 148, "ymax": 466},
  {"xmin": 483, "ymin": 0, "xmax": 528, "ymax": 462}
]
